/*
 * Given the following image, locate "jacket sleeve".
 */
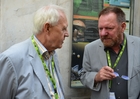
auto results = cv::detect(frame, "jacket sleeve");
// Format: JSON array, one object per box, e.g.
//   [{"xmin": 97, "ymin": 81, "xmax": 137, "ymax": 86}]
[
  {"xmin": 0, "ymin": 54, "xmax": 17, "ymax": 99},
  {"xmin": 80, "ymin": 45, "xmax": 101, "ymax": 91}
]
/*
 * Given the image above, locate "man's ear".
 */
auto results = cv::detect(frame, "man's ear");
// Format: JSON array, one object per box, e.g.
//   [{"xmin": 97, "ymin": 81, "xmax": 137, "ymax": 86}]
[
  {"xmin": 121, "ymin": 22, "xmax": 126, "ymax": 32},
  {"xmin": 43, "ymin": 23, "xmax": 50, "ymax": 32}
]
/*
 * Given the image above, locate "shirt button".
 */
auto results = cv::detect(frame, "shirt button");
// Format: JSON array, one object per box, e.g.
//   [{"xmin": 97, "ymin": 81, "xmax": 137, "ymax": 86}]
[
  {"xmin": 77, "ymin": 54, "xmax": 80, "ymax": 58},
  {"xmin": 117, "ymin": 82, "xmax": 120, "ymax": 85},
  {"xmin": 118, "ymin": 96, "xmax": 121, "ymax": 98}
]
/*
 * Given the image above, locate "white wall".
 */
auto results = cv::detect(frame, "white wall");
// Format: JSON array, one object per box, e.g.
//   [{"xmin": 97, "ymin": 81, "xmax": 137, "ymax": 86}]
[{"xmin": 132, "ymin": 0, "xmax": 140, "ymax": 36}]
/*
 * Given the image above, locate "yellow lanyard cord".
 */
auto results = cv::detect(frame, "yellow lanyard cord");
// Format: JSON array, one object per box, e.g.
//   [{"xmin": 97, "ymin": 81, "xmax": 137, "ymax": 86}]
[
  {"xmin": 106, "ymin": 36, "xmax": 127, "ymax": 88},
  {"xmin": 31, "ymin": 35, "xmax": 58, "ymax": 99}
]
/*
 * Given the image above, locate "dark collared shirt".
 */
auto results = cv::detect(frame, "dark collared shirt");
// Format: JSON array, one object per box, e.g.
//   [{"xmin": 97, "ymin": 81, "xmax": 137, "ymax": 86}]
[{"xmin": 105, "ymin": 39, "xmax": 128, "ymax": 99}]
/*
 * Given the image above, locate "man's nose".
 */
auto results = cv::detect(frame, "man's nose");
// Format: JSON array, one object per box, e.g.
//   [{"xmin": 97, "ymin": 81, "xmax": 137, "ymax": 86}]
[
  {"xmin": 65, "ymin": 31, "xmax": 69, "ymax": 37},
  {"xmin": 100, "ymin": 28, "xmax": 108, "ymax": 36}
]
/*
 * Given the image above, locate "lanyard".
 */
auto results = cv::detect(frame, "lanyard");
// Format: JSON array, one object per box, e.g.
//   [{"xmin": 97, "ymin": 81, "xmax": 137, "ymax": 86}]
[
  {"xmin": 31, "ymin": 35, "xmax": 58, "ymax": 99},
  {"xmin": 106, "ymin": 36, "xmax": 126, "ymax": 88},
  {"xmin": 106, "ymin": 36, "xmax": 126, "ymax": 68}
]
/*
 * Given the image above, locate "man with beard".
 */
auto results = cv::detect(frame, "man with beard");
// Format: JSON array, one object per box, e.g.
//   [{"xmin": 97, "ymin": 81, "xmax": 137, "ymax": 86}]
[{"xmin": 80, "ymin": 6, "xmax": 140, "ymax": 99}]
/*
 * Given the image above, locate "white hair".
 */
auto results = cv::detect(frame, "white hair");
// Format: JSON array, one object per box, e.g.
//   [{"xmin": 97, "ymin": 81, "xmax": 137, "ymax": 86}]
[{"xmin": 33, "ymin": 4, "xmax": 65, "ymax": 35}]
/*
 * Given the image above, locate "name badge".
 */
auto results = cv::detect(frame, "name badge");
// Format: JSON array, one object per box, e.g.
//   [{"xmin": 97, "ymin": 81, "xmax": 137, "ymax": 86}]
[{"xmin": 109, "ymin": 92, "xmax": 116, "ymax": 99}]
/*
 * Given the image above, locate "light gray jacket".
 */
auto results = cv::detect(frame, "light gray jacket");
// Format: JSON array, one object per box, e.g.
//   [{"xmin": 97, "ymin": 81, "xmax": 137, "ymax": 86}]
[
  {"xmin": 0, "ymin": 38, "xmax": 65, "ymax": 99},
  {"xmin": 80, "ymin": 34, "xmax": 140, "ymax": 99}
]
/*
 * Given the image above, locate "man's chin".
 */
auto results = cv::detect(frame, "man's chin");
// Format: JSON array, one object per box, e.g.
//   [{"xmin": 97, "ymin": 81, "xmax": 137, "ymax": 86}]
[
  {"xmin": 103, "ymin": 42, "xmax": 113, "ymax": 47},
  {"xmin": 57, "ymin": 45, "xmax": 62, "ymax": 49}
]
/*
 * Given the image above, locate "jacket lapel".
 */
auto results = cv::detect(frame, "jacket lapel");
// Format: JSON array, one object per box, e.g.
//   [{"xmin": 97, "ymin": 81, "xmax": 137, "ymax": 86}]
[
  {"xmin": 126, "ymin": 35, "xmax": 135, "ymax": 92},
  {"xmin": 28, "ymin": 39, "xmax": 51, "ymax": 98},
  {"xmin": 98, "ymin": 40, "xmax": 108, "ymax": 66}
]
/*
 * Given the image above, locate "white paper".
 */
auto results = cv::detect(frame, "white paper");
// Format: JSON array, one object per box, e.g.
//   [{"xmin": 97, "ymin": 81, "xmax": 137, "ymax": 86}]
[{"xmin": 109, "ymin": 92, "xmax": 116, "ymax": 99}]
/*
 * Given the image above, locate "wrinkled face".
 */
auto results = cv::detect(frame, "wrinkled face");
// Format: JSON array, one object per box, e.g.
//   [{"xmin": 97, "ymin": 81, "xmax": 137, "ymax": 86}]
[
  {"xmin": 98, "ymin": 13, "xmax": 125, "ymax": 48},
  {"xmin": 48, "ymin": 14, "xmax": 69, "ymax": 50}
]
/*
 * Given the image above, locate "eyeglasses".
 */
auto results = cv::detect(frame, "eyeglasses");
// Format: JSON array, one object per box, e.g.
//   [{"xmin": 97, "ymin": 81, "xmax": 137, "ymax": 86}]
[{"xmin": 114, "ymin": 70, "xmax": 140, "ymax": 80}]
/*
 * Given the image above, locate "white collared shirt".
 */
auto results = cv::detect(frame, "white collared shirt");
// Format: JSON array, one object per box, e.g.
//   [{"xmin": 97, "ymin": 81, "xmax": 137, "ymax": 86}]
[{"xmin": 33, "ymin": 36, "xmax": 64, "ymax": 99}]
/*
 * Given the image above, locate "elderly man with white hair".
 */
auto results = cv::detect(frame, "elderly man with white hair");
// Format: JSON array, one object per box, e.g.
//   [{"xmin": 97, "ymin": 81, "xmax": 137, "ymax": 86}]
[{"xmin": 0, "ymin": 4, "xmax": 69, "ymax": 99}]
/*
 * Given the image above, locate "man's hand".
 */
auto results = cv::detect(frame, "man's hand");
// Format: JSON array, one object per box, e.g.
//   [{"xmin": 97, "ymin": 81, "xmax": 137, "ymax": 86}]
[{"xmin": 95, "ymin": 66, "xmax": 116, "ymax": 82}]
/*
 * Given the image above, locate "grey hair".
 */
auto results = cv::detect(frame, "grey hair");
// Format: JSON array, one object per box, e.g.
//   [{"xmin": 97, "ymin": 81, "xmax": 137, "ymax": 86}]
[
  {"xmin": 33, "ymin": 4, "xmax": 65, "ymax": 35},
  {"xmin": 98, "ymin": 6, "xmax": 126, "ymax": 23}
]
